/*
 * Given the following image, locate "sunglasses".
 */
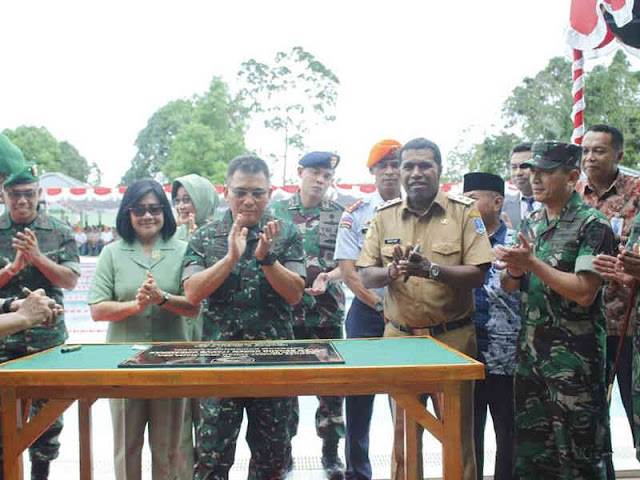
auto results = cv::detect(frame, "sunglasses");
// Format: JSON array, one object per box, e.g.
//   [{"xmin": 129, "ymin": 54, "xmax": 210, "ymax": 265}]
[
  {"xmin": 129, "ymin": 204, "xmax": 164, "ymax": 217},
  {"xmin": 229, "ymin": 188, "xmax": 268, "ymax": 199},
  {"xmin": 6, "ymin": 189, "xmax": 37, "ymax": 200}
]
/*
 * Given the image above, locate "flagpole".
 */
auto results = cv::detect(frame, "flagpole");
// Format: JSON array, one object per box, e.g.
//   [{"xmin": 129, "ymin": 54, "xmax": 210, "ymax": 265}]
[{"xmin": 571, "ymin": 49, "xmax": 585, "ymax": 145}]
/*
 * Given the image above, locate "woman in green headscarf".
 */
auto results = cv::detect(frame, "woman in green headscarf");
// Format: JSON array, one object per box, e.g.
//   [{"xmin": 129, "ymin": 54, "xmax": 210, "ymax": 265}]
[{"xmin": 171, "ymin": 174, "xmax": 220, "ymax": 241}]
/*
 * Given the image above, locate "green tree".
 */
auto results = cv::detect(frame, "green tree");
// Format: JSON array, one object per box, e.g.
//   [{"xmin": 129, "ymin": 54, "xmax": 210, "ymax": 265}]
[
  {"xmin": 582, "ymin": 50, "xmax": 640, "ymax": 166},
  {"xmin": 468, "ymin": 133, "xmax": 522, "ymax": 178},
  {"xmin": 2, "ymin": 126, "xmax": 99, "ymax": 181},
  {"xmin": 3, "ymin": 126, "xmax": 62, "ymax": 173},
  {"xmin": 503, "ymin": 56, "xmax": 573, "ymax": 142},
  {"xmin": 502, "ymin": 51, "xmax": 640, "ymax": 169},
  {"xmin": 238, "ymin": 46, "xmax": 340, "ymax": 183},
  {"xmin": 59, "ymin": 141, "xmax": 90, "ymax": 182},
  {"xmin": 122, "ymin": 78, "xmax": 246, "ymax": 185},
  {"xmin": 452, "ymin": 51, "xmax": 640, "ymax": 176}
]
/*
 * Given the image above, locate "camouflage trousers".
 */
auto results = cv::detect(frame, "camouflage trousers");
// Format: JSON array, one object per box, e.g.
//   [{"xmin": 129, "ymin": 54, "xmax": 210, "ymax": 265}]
[
  {"xmin": 515, "ymin": 370, "xmax": 608, "ymax": 480},
  {"xmin": 194, "ymin": 396, "xmax": 293, "ymax": 480},
  {"xmin": 632, "ymin": 338, "xmax": 640, "ymax": 462},
  {"xmin": 289, "ymin": 325, "xmax": 345, "ymax": 441}
]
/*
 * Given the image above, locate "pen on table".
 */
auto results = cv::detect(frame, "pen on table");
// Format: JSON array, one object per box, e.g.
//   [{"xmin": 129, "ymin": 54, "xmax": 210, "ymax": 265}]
[
  {"xmin": 61, "ymin": 344, "xmax": 82, "ymax": 353},
  {"xmin": 404, "ymin": 244, "xmax": 421, "ymax": 283}
]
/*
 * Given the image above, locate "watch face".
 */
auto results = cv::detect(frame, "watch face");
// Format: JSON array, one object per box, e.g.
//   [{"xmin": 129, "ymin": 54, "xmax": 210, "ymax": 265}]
[{"xmin": 430, "ymin": 264, "xmax": 440, "ymax": 278}]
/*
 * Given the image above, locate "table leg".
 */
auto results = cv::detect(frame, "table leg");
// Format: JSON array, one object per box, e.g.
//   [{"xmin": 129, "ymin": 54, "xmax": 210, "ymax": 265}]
[
  {"xmin": 79, "ymin": 399, "xmax": 95, "ymax": 480},
  {"xmin": 2, "ymin": 387, "xmax": 24, "ymax": 480},
  {"xmin": 442, "ymin": 383, "xmax": 462, "ymax": 480},
  {"xmin": 405, "ymin": 410, "xmax": 421, "ymax": 480}
]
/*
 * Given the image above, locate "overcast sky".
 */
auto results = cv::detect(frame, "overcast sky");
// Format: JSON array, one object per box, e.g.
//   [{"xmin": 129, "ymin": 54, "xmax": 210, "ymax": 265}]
[{"xmin": 2, "ymin": 0, "xmax": 637, "ymax": 185}]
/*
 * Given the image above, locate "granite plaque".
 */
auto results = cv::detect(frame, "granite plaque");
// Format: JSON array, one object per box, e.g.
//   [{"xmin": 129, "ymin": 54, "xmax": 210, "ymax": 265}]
[{"xmin": 118, "ymin": 341, "xmax": 344, "ymax": 368}]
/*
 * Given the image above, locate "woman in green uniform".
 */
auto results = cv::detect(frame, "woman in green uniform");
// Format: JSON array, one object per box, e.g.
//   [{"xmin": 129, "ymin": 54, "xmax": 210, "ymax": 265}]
[
  {"xmin": 172, "ymin": 174, "xmax": 219, "ymax": 242},
  {"xmin": 88, "ymin": 178, "xmax": 199, "ymax": 480}
]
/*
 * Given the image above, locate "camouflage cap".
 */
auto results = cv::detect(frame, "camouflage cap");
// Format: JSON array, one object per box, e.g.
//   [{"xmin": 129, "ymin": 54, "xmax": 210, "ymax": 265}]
[
  {"xmin": 521, "ymin": 141, "xmax": 581, "ymax": 171},
  {"xmin": 4, "ymin": 163, "xmax": 39, "ymax": 187},
  {"xmin": 0, "ymin": 134, "xmax": 25, "ymax": 177}
]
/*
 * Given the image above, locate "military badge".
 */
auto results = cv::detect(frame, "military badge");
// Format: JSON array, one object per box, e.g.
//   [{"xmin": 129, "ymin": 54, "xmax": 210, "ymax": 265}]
[
  {"xmin": 473, "ymin": 218, "xmax": 486, "ymax": 234},
  {"xmin": 329, "ymin": 156, "xmax": 339, "ymax": 168},
  {"xmin": 339, "ymin": 218, "xmax": 353, "ymax": 229}
]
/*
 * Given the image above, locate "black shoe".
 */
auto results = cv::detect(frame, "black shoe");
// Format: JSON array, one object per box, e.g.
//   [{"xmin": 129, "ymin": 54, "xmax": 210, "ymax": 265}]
[
  {"xmin": 321, "ymin": 439, "xmax": 345, "ymax": 480},
  {"xmin": 31, "ymin": 461, "xmax": 50, "ymax": 480}
]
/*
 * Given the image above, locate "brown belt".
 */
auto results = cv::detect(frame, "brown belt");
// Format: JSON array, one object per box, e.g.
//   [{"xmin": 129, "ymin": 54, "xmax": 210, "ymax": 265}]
[{"xmin": 387, "ymin": 316, "xmax": 472, "ymax": 336}]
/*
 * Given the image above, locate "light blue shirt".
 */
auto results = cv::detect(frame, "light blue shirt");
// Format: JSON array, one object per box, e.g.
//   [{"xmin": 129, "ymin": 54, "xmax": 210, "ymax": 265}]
[{"xmin": 334, "ymin": 191, "xmax": 388, "ymax": 298}]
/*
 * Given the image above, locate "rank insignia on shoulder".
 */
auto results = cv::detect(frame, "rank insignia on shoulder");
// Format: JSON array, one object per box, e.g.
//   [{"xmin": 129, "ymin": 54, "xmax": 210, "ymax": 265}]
[
  {"xmin": 376, "ymin": 197, "xmax": 402, "ymax": 211},
  {"xmin": 473, "ymin": 218, "xmax": 486, "ymax": 234},
  {"xmin": 345, "ymin": 199, "xmax": 364, "ymax": 213},
  {"xmin": 384, "ymin": 238, "xmax": 401, "ymax": 245},
  {"xmin": 448, "ymin": 193, "xmax": 475, "ymax": 206}
]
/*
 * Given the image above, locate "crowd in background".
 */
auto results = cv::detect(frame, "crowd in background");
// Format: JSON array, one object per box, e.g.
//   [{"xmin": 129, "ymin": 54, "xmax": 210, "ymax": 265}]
[{"xmin": 74, "ymin": 225, "xmax": 117, "ymax": 256}]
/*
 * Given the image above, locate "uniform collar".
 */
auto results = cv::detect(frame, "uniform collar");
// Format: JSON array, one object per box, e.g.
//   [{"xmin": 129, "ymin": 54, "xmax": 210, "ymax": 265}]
[
  {"xmin": 581, "ymin": 168, "xmax": 622, "ymax": 198},
  {"xmin": 289, "ymin": 191, "xmax": 333, "ymax": 212},
  {"xmin": 537, "ymin": 190, "xmax": 581, "ymax": 225},
  {"xmin": 401, "ymin": 190, "xmax": 446, "ymax": 218},
  {"xmin": 218, "ymin": 210, "xmax": 273, "ymax": 240},
  {"xmin": 489, "ymin": 220, "xmax": 507, "ymax": 244},
  {"xmin": 0, "ymin": 211, "xmax": 52, "ymax": 231},
  {"xmin": 118, "ymin": 236, "xmax": 177, "ymax": 270}
]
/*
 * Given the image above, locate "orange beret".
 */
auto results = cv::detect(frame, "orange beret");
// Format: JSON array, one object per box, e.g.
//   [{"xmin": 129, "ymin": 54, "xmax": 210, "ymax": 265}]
[{"xmin": 367, "ymin": 139, "xmax": 402, "ymax": 168}]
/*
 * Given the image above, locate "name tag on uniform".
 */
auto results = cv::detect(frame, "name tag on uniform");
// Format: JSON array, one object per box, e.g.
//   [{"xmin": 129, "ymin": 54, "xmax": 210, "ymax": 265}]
[
  {"xmin": 384, "ymin": 238, "xmax": 401, "ymax": 245},
  {"xmin": 611, "ymin": 217, "xmax": 624, "ymax": 237}
]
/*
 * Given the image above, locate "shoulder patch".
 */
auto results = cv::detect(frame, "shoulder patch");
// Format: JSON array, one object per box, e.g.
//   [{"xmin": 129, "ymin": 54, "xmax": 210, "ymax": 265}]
[
  {"xmin": 345, "ymin": 199, "xmax": 364, "ymax": 214},
  {"xmin": 448, "ymin": 193, "xmax": 475, "ymax": 206},
  {"xmin": 376, "ymin": 197, "xmax": 403, "ymax": 211}
]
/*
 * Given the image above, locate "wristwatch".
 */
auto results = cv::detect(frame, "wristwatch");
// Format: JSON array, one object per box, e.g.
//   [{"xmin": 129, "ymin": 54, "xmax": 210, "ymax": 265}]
[
  {"xmin": 373, "ymin": 300, "xmax": 384, "ymax": 313},
  {"xmin": 2, "ymin": 296, "xmax": 16, "ymax": 314},
  {"xmin": 158, "ymin": 292, "xmax": 170, "ymax": 306},
  {"xmin": 427, "ymin": 263, "xmax": 440, "ymax": 280},
  {"xmin": 257, "ymin": 251, "xmax": 277, "ymax": 266}
]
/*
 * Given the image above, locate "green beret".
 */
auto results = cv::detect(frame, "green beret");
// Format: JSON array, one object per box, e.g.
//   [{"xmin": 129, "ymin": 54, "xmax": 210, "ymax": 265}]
[
  {"xmin": 4, "ymin": 163, "xmax": 39, "ymax": 188},
  {"xmin": 0, "ymin": 134, "xmax": 25, "ymax": 177}
]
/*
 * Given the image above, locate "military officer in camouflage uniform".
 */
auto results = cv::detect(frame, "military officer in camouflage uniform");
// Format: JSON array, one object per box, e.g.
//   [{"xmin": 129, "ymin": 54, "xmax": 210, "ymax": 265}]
[
  {"xmin": 270, "ymin": 151, "xmax": 345, "ymax": 479},
  {"xmin": 0, "ymin": 163, "xmax": 80, "ymax": 480},
  {"xmin": 497, "ymin": 142, "xmax": 616, "ymax": 480},
  {"xmin": 183, "ymin": 155, "xmax": 305, "ymax": 480},
  {"xmin": 593, "ymin": 214, "xmax": 640, "ymax": 463}
]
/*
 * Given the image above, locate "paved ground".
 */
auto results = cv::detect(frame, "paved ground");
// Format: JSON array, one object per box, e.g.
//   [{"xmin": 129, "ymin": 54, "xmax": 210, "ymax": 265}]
[{"xmin": 18, "ymin": 257, "xmax": 640, "ymax": 479}]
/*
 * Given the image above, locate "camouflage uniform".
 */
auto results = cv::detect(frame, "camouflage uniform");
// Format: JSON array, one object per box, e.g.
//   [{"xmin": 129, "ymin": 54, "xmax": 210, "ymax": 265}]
[
  {"xmin": 626, "ymin": 214, "xmax": 640, "ymax": 460},
  {"xmin": 0, "ymin": 210, "xmax": 80, "ymax": 468},
  {"xmin": 516, "ymin": 191, "xmax": 616, "ymax": 480},
  {"xmin": 182, "ymin": 210, "xmax": 305, "ymax": 480},
  {"xmin": 270, "ymin": 192, "xmax": 346, "ymax": 442}
]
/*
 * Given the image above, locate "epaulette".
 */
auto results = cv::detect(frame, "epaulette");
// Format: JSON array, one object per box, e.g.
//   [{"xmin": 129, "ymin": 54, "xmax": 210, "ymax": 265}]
[
  {"xmin": 376, "ymin": 197, "xmax": 403, "ymax": 211},
  {"xmin": 345, "ymin": 199, "xmax": 364, "ymax": 214},
  {"xmin": 448, "ymin": 193, "xmax": 475, "ymax": 206}
]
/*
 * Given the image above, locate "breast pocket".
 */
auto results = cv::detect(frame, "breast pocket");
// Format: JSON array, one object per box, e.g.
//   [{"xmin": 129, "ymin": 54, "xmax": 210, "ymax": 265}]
[
  {"xmin": 431, "ymin": 241, "xmax": 462, "ymax": 265},
  {"xmin": 381, "ymin": 245, "xmax": 396, "ymax": 266}
]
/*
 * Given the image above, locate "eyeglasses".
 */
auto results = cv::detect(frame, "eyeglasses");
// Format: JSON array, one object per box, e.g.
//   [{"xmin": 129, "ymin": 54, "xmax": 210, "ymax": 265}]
[
  {"xmin": 229, "ymin": 188, "xmax": 268, "ymax": 199},
  {"xmin": 5, "ymin": 189, "xmax": 37, "ymax": 200},
  {"xmin": 172, "ymin": 196, "xmax": 192, "ymax": 206},
  {"xmin": 129, "ymin": 204, "xmax": 164, "ymax": 217}
]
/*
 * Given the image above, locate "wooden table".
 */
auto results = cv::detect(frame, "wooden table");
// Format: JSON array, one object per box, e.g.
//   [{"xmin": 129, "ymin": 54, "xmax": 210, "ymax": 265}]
[{"xmin": 0, "ymin": 336, "xmax": 483, "ymax": 480}]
